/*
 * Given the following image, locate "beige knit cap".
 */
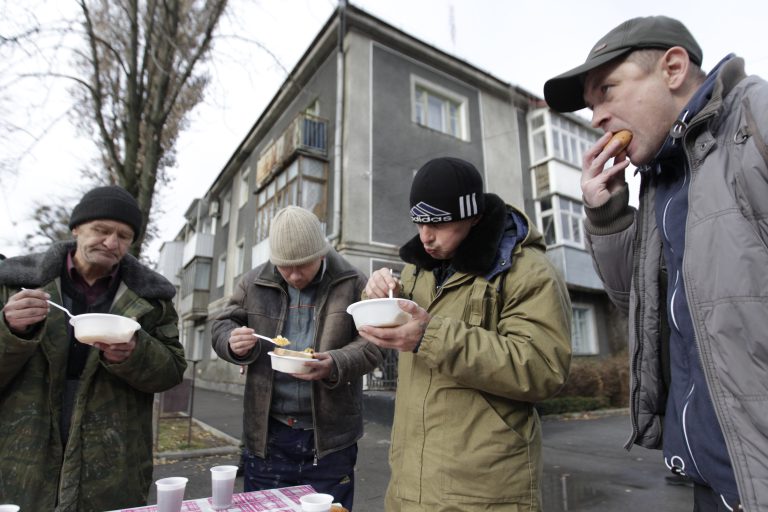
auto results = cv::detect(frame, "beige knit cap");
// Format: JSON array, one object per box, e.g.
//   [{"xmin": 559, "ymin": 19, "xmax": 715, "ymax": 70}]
[{"xmin": 269, "ymin": 206, "xmax": 330, "ymax": 266}]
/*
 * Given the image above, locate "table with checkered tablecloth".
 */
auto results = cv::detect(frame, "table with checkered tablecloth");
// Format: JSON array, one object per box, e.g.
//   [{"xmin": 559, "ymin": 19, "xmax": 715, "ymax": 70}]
[{"xmin": 107, "ymin": 484, "xmax": 315, "ymax": 512}]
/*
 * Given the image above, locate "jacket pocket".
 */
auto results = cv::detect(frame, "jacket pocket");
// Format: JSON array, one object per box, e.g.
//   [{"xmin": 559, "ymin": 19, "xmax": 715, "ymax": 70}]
[
  {"xmin": 438, "ymin": 389, "xmax": 539, "ymax": 502},
  {"xmin": 464, "ymin": 279, "xmax": 498, "ymax": 329}
]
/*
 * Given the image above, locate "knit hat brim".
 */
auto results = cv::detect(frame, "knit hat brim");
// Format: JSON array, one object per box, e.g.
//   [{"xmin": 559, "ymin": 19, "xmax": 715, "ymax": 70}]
[{"xmin": 69, "ymin": 185, "xmax": 143, "ymax": 241}]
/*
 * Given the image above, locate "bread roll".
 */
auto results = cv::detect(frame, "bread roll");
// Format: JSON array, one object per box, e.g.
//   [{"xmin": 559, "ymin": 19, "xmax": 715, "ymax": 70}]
[{"xmin": 606, "ymin": 130, "xmax": 632, "ymax": 156}]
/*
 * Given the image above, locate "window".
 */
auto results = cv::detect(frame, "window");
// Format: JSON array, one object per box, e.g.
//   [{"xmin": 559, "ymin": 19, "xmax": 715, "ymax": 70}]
[
  {"xmin": 253, "ymin": 156, "xmax": 327, "ymax": 248},
  {"xmin": 411, "ymin": 76, "xmax": 468, "ymax": 140},
  {"xmin": 572, "ymin": 304, "xmax": 598, "ymax": 355},
  {"xmin": 559, "ymin": 197, "xmax": 584, "ymax": 245},
  {"xmin": 221, "ymin": 191, "xmax": 232, "ymax": 226},
  {"xmin": 190, "ymin": 325, "xmax": 205, "ymax": 361},
  {"xmin": 181, "ymin": 260, "xmax": 211, "ymax": 295},
  {"xmin": 239, "ymin": 165, "xmax": 251, "ymax": 208},
  {"xmin": 216, "ymin": 254, "xmax": 226, "ymax": 288},
  {"xmin": 527, "ymin": 110, "xmax": 598, "ymax": 166},
  {"xmin": 537, "ymin": 195, "xmax": 584, "ymax": 248}
]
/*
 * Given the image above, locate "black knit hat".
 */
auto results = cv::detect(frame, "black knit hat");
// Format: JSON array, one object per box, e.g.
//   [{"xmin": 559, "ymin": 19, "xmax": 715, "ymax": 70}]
[
  {"xmin": 409, "ymin": 157, "xmax": 485, "ymax": 223},
  {"xmin": 69, "ymin": 185, "xmax": 143, "ymax": 241}
]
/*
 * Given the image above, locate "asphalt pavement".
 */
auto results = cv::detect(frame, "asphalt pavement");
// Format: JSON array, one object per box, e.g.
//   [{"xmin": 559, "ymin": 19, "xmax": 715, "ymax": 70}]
[{"xmin": 150, "ymin": 387, "xmax": 693, "ymax": 511}]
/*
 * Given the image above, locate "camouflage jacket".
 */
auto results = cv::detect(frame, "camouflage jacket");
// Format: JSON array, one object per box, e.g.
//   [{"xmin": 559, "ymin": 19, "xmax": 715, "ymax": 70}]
[{"xmin": 0, "ymin": 241, "xmax": 186, "ymax": 512}]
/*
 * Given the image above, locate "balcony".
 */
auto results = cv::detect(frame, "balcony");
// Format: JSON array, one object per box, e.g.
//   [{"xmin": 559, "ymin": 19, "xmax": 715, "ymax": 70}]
[
  {"xmin": 256, "ymin": 113, "xmax": 328, "ymax": 187},
  {"xmin": 180, "ymin": 290, "xmax": 210, "ymax": 320},
  {"xmin": 182, "ymin": 233, "xmax": 214, "ymax": 267}
]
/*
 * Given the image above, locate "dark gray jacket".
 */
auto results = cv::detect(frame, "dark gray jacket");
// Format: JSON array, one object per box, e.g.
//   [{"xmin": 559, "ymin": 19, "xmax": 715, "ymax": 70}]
[
  {"xmin": 211, "ymin": 249, "xmax": 382, "ymax": 458},
  {"xmin": 585, "ymin": 57, "xmax": 768, "ymax": 511}
]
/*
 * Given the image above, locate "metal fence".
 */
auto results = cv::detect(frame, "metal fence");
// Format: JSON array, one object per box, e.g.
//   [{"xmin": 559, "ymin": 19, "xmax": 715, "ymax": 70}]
[{"xmin": 367, "ymin": 350, "xmax": 399, "ymax": 390}]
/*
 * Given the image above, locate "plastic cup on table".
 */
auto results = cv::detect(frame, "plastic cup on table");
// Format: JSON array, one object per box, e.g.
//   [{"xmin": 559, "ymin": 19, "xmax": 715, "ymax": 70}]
[
  {"xmin": 0, "ymin": 505, "xmax": 20, "ymax": 512},
  {"xmin": 155, "ymin": 476, "xmax": 188, "ymax": 512},
  {"xmin": 299, "ymin": 493, "xmax": 334, "ymax": 512},
  {"xmin": 210, "ymin": 465, "xmax": 239, "ymax": 510}
]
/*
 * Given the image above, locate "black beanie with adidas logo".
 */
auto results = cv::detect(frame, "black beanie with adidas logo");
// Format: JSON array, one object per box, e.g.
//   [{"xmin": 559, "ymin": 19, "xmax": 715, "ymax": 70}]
[{"xmin": 409, "ymin": 157, "xmax": 485, "ymax": 224}]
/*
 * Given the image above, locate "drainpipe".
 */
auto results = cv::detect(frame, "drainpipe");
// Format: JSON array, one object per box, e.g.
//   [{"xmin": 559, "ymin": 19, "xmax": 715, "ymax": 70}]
[{"xmin": 328, "ymin": 0, "xmax": 346, "ymax": 243}]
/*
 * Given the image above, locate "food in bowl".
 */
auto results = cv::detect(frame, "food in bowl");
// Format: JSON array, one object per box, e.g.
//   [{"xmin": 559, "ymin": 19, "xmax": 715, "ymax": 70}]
[
  {"xmin": 272, "ymin": 335, "xmax": 291, "ymax": 346},
  {"xmin": 268, "ymin": 351, "xmax": 317, "ymax": 374},
  {"xmin": 69, "ymin": 313, "xmax": 141, "ymax": 345},
  {"xmin": 273, "ymin": 347, "xmax": 315, "ymax": 358},
  {"xmin": 346, "ymin": 298, "xmax": 416, "ymax": 328}
]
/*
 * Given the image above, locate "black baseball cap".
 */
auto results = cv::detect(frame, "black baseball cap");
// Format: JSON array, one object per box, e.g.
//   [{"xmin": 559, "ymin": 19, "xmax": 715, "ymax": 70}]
[{"xmin": 544, "ymin": 16, "xmax": 703, "ymax": 112}]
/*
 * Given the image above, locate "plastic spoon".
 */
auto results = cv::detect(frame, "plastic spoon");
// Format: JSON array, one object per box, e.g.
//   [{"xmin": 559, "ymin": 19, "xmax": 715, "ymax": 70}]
[
  {"xmin": 21, "ymin": 287, "xmax": 75, "ymax": 319},
  {"xmin": 252, "ymin": 333, "xmax": 282, "ymax": 345}
]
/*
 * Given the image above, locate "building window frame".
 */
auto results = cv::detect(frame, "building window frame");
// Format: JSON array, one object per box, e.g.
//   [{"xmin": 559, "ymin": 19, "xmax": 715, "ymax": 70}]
[
  {"xmin": 571, "ymin": 303, "xmax": 598, "ymax": 355},
  {"xmin": 238, "ymin": 164, "xmax": 251, "ymax": 209},
  {"xmin": 220, "ymin": 190, "xmax": 232, "ymax": 227},
  {"xmin": 536, "ymin": 194, "xmax": 585, "ymax": 249},
  {"xmin": 216, "ymin": 253, "xmax": 226, "ymax": 288},
  {"xmin": 410, "ymin": 75, "xmax": 469, "ymax": 141},
  {"xmin": 527, "ymin": 110, "xmax": 597, "ymax": 167}
]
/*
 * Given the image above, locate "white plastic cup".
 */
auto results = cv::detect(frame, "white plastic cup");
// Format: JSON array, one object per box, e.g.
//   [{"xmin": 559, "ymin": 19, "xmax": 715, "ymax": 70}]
[
  {"xmin": 210, "ymin": 465, "xmax": 239, "ymax": 510},
  {"xmin": 299, "ymin": 493, "xmax": 334, "ymax": 512},
  {"xmin": 155, "ymin": 476, "xmax": 188, "ymax": 512},
  {"xmin": 0, "ymin": 505, "xmax": 20, "ymax": 512}
]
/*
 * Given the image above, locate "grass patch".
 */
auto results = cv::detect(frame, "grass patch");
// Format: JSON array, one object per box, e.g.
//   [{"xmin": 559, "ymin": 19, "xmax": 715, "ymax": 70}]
[{"xmin": 155, "ymin": 415, "xmax": 234, "ymax": 453}]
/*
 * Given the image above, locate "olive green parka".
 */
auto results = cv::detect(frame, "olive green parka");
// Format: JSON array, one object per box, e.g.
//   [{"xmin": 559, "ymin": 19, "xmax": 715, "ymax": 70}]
[
  {"xmin": 385, "ymin": 195, "xmax": 572, "ymax": 511},
  {"xmin": 0, "ymin": 241, "xmax": 186, "ymax": 512}
]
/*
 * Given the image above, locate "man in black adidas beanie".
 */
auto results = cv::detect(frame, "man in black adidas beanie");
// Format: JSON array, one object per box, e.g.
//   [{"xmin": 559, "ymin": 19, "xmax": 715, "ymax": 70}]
[
  {"xmin": 0, "ymin": 184, "xmax": 186, "ymax": 510},
  {"xmin": 357, "ymin": 156, "xmax": 572, "ymax": 510}
]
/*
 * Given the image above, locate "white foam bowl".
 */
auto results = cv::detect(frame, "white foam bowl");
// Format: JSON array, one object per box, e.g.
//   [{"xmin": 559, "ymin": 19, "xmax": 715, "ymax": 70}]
[
  {"xmin": 346, "ymin": 298, "xmax": 415, "ymax": 328},
  {"xmin": 268, "ymin": 352, "xmax": 316, "ymax": 374},
  {"xmin": 69, "ymin": 313, "xmax": 141, "ymax": 345}
]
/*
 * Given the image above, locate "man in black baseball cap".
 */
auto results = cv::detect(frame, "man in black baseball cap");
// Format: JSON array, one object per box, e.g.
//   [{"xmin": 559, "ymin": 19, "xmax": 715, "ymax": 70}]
[
  {"xmin": 544, "ymin": 15, "xmax": 768, "ymax": 512},
  {"xmin": 544, "ymin": 16, "xmax": 702, "ymax": 113},
  {"xmin": 357, "ymin": 156, "xmax": 572, "ymax": 509}
]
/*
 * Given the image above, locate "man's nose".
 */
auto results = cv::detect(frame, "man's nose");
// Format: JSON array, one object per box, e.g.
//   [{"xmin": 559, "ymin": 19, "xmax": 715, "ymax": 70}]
[
  {"xmin": 103, "ymin": 233, "xmax": 120, "ymax": 248},
  {"xmin": 590, "ymin": 105, "xmax": 608, "ymax": 130},
  {"xmin": 419, "ymin": 225, "xmax": 435, "ymax": 243}
]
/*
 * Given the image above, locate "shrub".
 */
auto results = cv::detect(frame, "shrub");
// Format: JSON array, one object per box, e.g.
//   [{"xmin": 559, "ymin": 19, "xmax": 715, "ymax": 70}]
[{"xmin": 536, "ymin": 351, "xmax": 629, "ymax": 415}]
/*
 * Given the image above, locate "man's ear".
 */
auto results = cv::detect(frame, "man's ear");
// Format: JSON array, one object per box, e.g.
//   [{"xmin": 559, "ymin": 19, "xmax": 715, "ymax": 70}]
[{"xmin": 661, "ymin": 46, "xmax": 690, "ymax": 91}]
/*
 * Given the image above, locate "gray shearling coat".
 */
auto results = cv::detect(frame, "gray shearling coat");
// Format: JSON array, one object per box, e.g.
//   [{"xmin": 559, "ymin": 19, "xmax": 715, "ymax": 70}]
[
  {"xmin": 585, "ymin": 57, "xmax": 768, "ymax": 511},
  {"xmin": 211, "ymin": 249, "xmax": 382, "ymax": 458}
]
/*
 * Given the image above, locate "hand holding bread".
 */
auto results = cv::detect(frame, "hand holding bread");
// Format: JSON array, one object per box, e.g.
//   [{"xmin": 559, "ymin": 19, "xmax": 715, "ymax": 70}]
[{"xmin": 605, "ymin": 129, "xmax": 632, "ymax": 158}]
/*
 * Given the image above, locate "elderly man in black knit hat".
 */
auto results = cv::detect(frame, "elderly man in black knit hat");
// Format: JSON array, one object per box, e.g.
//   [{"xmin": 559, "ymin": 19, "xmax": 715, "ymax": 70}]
[
  {"xmin": 360, "ymin": 157, "xmax": 572, "ymax": 511},
  {"xmin": 0, "ymin": 185, "xmax": 186, "ymax": 512}
]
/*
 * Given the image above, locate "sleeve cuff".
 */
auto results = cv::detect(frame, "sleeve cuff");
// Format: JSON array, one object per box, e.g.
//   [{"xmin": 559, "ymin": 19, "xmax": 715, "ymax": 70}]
[{"xmin": 584, "ymin": 183, "xmax": 635, "ymax": 236}]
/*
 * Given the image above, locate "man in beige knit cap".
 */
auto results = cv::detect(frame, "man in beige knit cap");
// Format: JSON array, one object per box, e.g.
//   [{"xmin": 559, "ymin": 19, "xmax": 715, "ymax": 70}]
[{"xmin": 212, "ymin": 206, "xmax": 382, "ymax": 510}]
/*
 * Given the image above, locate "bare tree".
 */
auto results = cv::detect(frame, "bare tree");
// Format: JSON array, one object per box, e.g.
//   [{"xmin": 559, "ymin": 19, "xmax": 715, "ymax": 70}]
[
  {"xmin": 69, "ymin": 0, "xmax": 228, "ymax": 255},
  {"xmin": 22, "ymin": 203, "xmax": 74, "ymax": 253}
]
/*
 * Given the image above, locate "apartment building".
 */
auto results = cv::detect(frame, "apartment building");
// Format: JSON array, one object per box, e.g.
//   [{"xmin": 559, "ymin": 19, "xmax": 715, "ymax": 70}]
[{"xmin": 158, "ymin": 4, "xmax": 626, "ymax": 393}]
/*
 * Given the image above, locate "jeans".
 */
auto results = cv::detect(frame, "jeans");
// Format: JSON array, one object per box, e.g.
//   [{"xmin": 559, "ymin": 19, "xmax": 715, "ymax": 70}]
[{"xmin": 244, "ymin": 417, "xmax": 357, "ymax": 510}]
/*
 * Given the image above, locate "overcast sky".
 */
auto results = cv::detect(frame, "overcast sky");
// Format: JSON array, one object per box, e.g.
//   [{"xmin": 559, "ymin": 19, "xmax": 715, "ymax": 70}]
[{"xmin": 2, "ymin": 0, "xmax": 768, "ymax": 259}]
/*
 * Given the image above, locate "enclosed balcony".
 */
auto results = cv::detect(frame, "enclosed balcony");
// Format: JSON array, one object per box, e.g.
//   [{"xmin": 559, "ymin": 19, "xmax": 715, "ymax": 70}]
[{"xmin": 256, "ymin": 113, "xmax": 329, "ymax": 187}]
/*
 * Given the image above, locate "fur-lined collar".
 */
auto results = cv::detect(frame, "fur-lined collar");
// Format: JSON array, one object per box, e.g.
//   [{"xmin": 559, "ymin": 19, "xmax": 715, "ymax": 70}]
[
  {"xmin": 0, "ymin": 241, "xmax": 175, "ymax": 300},
  {"xmin": 399, "ymin": 193, "xmax": 529, "ymax": 277}
]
